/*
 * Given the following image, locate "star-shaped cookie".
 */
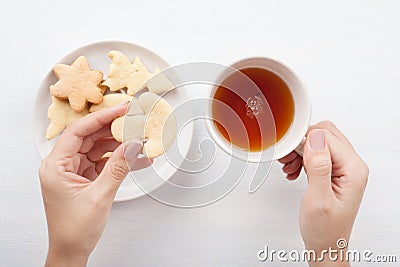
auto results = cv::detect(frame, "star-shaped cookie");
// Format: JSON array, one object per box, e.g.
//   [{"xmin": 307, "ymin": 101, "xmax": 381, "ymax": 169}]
[
  {"xmin": 46, "ymin": 96, "xmax": 89, "ymax": 140},
  {"xmin": 50, "ymin": 56, "xmax": 104, "ymax": 112},
  {"xmin": 102, "ymin": 51, "xmax": 151, "ymax": 95}
]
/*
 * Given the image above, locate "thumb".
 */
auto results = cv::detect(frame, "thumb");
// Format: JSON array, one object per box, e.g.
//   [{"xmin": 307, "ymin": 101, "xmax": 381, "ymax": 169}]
[
  {"xmin": 303, "ymin": 129, "xmax": 333, "ymax": 198},
  {"xmin": 95, "ymin": 140, "xmax": 143, "ymax": 196}
]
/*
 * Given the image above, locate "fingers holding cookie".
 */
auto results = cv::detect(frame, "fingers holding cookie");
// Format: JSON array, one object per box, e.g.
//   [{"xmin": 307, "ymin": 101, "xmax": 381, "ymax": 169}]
[
  {"xmin": 86, "ymin": 138, "xmax": 120, "ymax": 162},
  {"xmin": 89, "ymin": 94, "xmax": 132, "ymax": 113},
  {"xmin": 46, "ymin": 51, "xmax": 177, "ymax": 161},
  {"xmin": 52, "ymin": 103, "xmax": 128, "ymax": 157}
]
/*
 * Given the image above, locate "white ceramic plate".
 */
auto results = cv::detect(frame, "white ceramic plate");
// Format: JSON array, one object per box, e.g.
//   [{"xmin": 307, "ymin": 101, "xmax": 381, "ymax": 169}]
[{"xmin": 33, "ymin": 41, "xmax": 193, "ymax": 202}]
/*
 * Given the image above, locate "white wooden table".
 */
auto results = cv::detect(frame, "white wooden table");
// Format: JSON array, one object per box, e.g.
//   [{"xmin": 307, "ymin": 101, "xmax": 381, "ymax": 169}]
[{"xmin": 1, "ymin": 0, "xmax": 399, "ymax": 266}]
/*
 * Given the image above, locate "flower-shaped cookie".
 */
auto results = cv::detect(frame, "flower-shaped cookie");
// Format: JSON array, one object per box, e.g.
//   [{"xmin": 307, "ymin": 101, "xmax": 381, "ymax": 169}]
[{"xmin": 50, "ymin": 56, "xmax": 104, "ymax": 112}]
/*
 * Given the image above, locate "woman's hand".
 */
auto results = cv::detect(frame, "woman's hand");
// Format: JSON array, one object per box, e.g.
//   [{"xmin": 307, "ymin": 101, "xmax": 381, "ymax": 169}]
[
  {"xmin": 279, "ymin": 121, "xmax": 369, "ymax": 266},
  {"xmin": 39, "ymin": 103, "xmax": 153, "ymax": 267}
]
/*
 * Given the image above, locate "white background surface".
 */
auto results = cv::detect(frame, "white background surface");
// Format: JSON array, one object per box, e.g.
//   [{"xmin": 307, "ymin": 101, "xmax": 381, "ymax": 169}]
[{"xmin": 1, "ymin": 0, "xmax": 399, "ymax": 266}]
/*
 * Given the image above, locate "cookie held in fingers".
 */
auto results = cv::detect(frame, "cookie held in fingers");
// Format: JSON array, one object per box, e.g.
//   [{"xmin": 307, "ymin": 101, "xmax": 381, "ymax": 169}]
[
  {"xmin": 138, "ymin": 93, "xmax": 176, "ymax": 158},
  {"xmin": 111, "ymin": 115, "xmax": 146, "ymax": 143},
  {"xmin": 102, "ymin": 51, "xmax": 151, "ymax": 95},
  {"xmin": 147, "ymin": 67, "xmax": 174, "ymax": 95},
  {"xmin": 46, "ymin": 96, "xmax": 89, "ymax": 140},
  {"xmin": 50, "ymin": 56, "xmax": 104, "ymax": 112},
  {"xmin": 110, "ymin": 92, "xmax": 176, "ymax": 158}
]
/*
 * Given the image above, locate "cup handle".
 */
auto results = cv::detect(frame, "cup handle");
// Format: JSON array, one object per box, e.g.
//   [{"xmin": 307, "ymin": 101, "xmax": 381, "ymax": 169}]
[{"xmin": 294, "ymin": 137, "xmax": 306, "ymax": 157}]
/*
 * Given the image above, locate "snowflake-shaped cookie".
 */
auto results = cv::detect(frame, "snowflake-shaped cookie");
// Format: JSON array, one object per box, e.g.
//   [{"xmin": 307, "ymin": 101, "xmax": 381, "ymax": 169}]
[{"xmin": 50, "ymin": 56, "xmax": 104, "ymax": 112}]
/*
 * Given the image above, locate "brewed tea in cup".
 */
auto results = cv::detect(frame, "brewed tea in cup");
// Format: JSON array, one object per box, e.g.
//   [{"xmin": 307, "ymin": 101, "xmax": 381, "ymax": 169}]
[{"xmin": 205, "ymin": 57, "xmax": 311, "ymax": 162}]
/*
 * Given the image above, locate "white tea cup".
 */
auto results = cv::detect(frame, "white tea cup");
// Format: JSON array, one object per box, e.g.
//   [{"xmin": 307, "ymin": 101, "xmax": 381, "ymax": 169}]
[{"xmin": 205, "ymin": 57, "xmax": 311, "ymax": 163}]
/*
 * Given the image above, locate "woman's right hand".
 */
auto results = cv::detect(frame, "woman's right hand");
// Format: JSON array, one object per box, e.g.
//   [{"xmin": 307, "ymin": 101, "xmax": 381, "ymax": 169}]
[{"xmin": 279, "ymin": 121, "xmax": 369, "ymax": 266}]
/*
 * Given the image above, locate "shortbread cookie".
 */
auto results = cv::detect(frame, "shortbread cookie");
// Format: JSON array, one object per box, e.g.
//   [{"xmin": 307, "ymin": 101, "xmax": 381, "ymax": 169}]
[
  {"xmin": 111, "ymin": 92, "xmax": 176, "ymax": 158},
  {"xmin": 46, "ymin": 96, "xmax": 89, "ymax": 140},
  {"xmin": 102, "ymin": 51, "xmax": 151, "ymax": 96},
  {"xmin": 139, "ymin": 93, "xmax": 176, "ymax": 158},
  {"xmin": 99, "ymin": 83, "xmax": 109, "ymax": 94},
  {"xmin": 111, "ymin": 115, "xmax": 146, "ymax": 143},
  {"xmin": 147, "ymin": 67, "xmax": 174, "ymax": 95},
  {"xmin": 50, "ymin": 56, "xmax": 104, "ymax": 112},
  {"xmin": 89, "ymin": 93, "xmax": 132, "ymax": 112},
  {"xmin": 126, "ymin": 96, "xmax": 144, "ymax": 116}
]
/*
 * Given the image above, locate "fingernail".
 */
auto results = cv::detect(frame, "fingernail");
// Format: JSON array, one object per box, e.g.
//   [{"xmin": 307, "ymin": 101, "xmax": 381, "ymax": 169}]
[
  {"xmin": 113, "ymin": 100, "xmax": 130, "ymax": 109},
  {"xmin": 310, "ymin": 130, "xmax": 325, "ymax": 151},
  {"xmin": 282, "ymin": 162, "xmax": 291, "ymax": 172}
]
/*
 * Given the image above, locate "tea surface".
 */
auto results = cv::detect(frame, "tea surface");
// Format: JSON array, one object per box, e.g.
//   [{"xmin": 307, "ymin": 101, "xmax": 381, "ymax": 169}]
[{"xmin": 212, "ymin": 67, "xmax": 294, "ymax": 151}]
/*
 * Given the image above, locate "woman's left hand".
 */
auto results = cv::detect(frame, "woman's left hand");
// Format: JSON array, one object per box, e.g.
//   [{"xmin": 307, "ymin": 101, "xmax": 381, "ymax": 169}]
[{"xmin": 39, "ymin": 103, "xmax": 152, "ymax": 267}]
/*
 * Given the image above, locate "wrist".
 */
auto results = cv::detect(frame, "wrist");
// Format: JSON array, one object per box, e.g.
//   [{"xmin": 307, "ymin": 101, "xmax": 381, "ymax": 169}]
[
  {"xmin": 305, "ymin": 246, "xmax": 350, "ymax": 267},
  {"xmin": 45, "ymin": 247, "xmax": 89, "ymax": 267},
  {"xmin": 309, "ymin": 259, "xmax": 350, "ymax": 267}
]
